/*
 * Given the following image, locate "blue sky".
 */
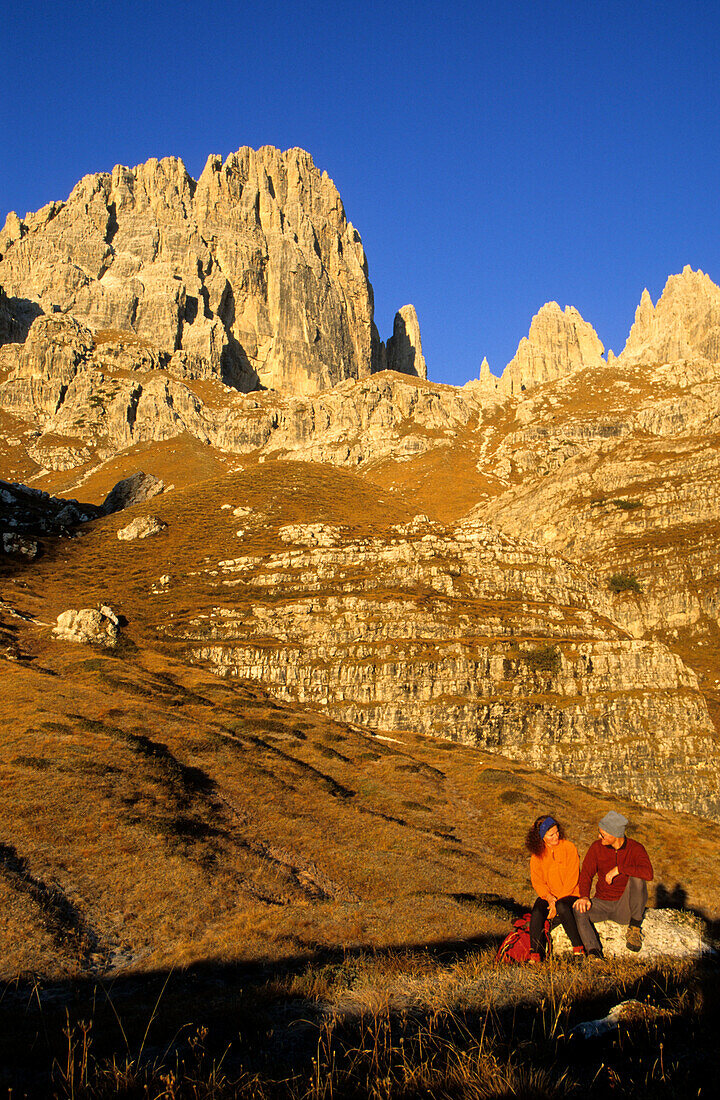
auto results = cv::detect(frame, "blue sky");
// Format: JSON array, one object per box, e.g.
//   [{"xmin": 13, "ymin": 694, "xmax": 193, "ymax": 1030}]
[{"xmin": 2, "ymin": 1, "xmax": 719, "ymax": 385}]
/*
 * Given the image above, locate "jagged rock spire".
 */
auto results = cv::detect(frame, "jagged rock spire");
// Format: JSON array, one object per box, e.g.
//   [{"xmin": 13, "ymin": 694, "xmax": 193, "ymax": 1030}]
[
  {"xmin": 618, "ymin": 266, "xmax": 720, "ymax": 365},
  {"xmin": 386, "ymin": 304, "xmax": 427, "ymax": 379}
]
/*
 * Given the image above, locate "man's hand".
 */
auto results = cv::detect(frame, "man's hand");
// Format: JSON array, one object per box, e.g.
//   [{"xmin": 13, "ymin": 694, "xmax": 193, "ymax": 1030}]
[
  {"xmin": 573, "ymin": 896, "xmax": 591, "ymax": 913},
  {"xmin": 605, "ymin": 867, "xmax": 619, "ymax": 885}
]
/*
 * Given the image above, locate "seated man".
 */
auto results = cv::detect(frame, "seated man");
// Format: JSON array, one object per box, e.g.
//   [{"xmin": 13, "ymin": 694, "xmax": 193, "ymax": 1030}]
[{"xmin": 573, "ymin": 811, "xmax": 653, "ymax": 955}]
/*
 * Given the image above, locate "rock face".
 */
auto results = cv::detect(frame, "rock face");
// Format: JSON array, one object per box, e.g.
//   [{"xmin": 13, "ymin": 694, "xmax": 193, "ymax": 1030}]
[
  {"xmin": 0, "ymin": 287, "xmax": 14, "ymax": 344},
  {"xmin": 0, "ymin": 147, "xmax": 379, "ymax": 395},
  {"xmin": 499, "ymin": 302, "xmax": 605, "ymax": 394},
  {"xmin": 618, "ymin": 265, "xmax": 720, "ymax": 367},
  {"xmin": 386, "ymin": 305, "xmax": 427, "ymax": 379},
  {"xmin": 1, "ymin": 330, "xmax": 479, "ymax": 472}
]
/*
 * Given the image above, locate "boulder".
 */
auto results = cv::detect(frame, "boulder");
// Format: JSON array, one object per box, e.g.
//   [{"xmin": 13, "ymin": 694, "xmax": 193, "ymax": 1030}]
[
  {"xmin": 102, "ymin": 472, "xmax": 165, "ymax": 514},
  {"xmin": 53, "ymin": 607, "xmax": 120, "ymax": 648},
  {"xmin": 552, "ymin": 907, "xmax": 711, "ymax": 959},
  {"xmin": 2, "ymin": 532, "xmax": 38, "ymax": 558},
  {"xmin": 117, "ymin": 515, "xmax": 166, "ymax": 541}
]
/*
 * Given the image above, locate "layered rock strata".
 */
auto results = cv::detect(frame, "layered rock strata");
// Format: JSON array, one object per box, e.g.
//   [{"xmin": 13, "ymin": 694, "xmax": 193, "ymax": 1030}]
[{"xmin": 165, "ymin": 514, "xmax": 720, "ymax": 819}]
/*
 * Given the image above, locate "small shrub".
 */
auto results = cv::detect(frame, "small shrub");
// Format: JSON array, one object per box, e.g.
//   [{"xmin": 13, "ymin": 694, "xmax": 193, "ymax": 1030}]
[
  {"xmin": 590, "ymin": 496, "xmax": 642, "ymax": 510},
  {"xmin": 609, "ymin": 572, "xmax": 643, "ymax": 594},
  {"xmin": 519, "ymin": 645, "xmax": 561, "ymax": 675}
]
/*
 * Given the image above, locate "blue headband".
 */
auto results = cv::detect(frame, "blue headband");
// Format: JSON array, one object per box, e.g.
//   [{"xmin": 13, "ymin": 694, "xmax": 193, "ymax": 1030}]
[{"xmin": 538, "ymin": 816, "xmax": 557, "ymax": 840}]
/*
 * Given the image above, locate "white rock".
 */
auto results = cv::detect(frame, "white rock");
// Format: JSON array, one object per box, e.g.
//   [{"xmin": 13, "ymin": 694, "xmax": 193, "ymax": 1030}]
[
  {"xmin": 552, "ymin": 907, "xmax": 711, "ymax": 959},
  {"xmin": 570, "ymin": 1000, "xmax": 644, "ymax": 1039},
  {"xmin": 2, "ymin": 532, "xmax": 38, "ymax": 558},
  {"xmin": 117, "ymin": 515, "xmax": 166, "ymax": 541},
  {"xmin": 53, "ymin": 608, "xmax": 119, "ymax": 648}
]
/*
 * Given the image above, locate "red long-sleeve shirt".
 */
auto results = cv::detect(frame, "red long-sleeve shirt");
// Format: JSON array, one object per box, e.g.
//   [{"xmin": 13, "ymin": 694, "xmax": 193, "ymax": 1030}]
[{"xmin": 578, "ymin": 837, "xmax": 653, "ymax": 900}]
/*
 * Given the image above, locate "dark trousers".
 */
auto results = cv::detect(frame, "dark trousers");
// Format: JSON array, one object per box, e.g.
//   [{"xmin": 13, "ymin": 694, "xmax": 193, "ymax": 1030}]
[
  {"xmin": 574, "ymin": 877, "xmax": 648, "ymax": 955},
  {"xmin": 530, "ymin": 895, "xmax": 584, "ymax": 955}
]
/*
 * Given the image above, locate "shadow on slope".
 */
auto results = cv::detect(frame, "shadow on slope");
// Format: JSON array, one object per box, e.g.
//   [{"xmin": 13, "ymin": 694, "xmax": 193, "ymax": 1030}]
[{"xmin": 0, "ymin": 939, "xmax": 718, "ymax": 1098}]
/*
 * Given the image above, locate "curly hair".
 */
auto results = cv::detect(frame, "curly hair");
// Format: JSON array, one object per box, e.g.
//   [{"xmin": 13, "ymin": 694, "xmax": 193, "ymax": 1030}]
[{"xmin": 525, "ymin": 814, "xmax": 566, "ymax": 857}]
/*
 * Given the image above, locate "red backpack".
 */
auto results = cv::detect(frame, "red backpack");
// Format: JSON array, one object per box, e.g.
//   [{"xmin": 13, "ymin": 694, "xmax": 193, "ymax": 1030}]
[{"xmin": 496, "ymin": 913, "xmax": 551, "ymax": 963}]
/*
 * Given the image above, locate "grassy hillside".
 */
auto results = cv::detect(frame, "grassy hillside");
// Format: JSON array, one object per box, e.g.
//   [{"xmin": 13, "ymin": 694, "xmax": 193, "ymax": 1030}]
[{"xmin": 2, "ymin": 455, "xmax": 719, "ymax": 1096}]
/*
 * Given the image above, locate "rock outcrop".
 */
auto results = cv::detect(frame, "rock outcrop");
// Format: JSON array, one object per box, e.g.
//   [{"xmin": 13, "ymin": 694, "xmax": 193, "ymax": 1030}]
[
  {"xmin": 1, "ymin": 337, "xmax": 479, "ymax": 472},
  {"xmin": 386, "ymin": 305, "xmax": 427, "ymax": 379},
  {"xmin": 0, "ymin": 479, "xmax": 102, "ymax": 540},
  {"xmin": 0, "ymin": 147, "xmax": 379, "ymax": 395},
  {"xmin": 499, "ymin": 302, "xmax": 605, "ymax": 394}
]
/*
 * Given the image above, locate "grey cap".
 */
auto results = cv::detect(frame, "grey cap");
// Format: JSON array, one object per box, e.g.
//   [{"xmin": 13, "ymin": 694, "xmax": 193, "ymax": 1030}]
[{"xmin": 599, "ymin": 811, "xmax": 628, "ymax": 837}]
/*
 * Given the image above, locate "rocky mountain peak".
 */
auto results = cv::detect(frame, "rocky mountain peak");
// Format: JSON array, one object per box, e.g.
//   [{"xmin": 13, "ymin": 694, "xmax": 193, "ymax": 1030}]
[
  {"xmin": 0, "ymin": 146, "xmax": 378, "ymax": 395},
  {"xmin": 619, "ymin": 266, "xmax": 720, "ymax": 366},
  {"xmin": 499, "ymin": 301, "xmax": 605, "ymax": 395}
]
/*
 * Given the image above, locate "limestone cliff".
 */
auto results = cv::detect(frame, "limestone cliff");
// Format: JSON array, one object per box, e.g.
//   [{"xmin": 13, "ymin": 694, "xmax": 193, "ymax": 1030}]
[
  {"xmin": 499, "ymin": 302, "xmax": 605, "ymax": 395},
  {"xmin": 162, "ymin": 499, "xmax": 720, "ymax": 820},
  {"xmin": 0, "ymin": 147, "xmax": 378, "ymax": 394}
]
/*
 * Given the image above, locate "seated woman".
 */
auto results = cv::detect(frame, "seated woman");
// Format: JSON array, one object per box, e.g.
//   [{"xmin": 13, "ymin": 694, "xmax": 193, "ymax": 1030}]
[{"xmin": 525, "ymin": 814, "xmax": 586, "ymax": 963}]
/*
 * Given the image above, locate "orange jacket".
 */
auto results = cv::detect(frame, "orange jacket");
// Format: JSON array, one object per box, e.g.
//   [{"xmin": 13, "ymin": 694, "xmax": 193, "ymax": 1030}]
[{"xmin": 530, "ymin": 838, "xmax": 580, "ymax": 901}]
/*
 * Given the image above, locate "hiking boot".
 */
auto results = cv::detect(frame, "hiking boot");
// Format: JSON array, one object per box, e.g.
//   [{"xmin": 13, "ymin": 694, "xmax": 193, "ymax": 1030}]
[
  {"xmin": 586, "ymin": 950, "xmax": 604, "ymax": 963},
  {"xmin": 571, "ymin": 947, "xmax": 586, "ymax": 965},
  {"xmin": 528, "ymin": 952, "xmax": 542, "ymax": 965},
  {"xmin": 626, "ymin": 925, "xmax": 642, "ymax": 952}
]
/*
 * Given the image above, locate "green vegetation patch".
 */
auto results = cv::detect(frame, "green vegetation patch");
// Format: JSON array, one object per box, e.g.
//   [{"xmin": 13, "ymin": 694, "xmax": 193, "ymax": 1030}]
[
  {"xmin": 590, "ymin": 495, "xmax": 643, "ymax": 510},
  {"xmin": 518, "ymin": 644, "xmax": 561, "ymax": 675},
  {"xmin": 609, "ymin": 572, "xmax": 644, "ymax": 594}
]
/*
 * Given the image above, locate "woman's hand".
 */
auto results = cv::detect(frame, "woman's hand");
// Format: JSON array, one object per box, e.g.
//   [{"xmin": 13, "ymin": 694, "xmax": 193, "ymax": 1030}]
[{"xmin": 547, "ymin": 893, "xmax": 557, "ymax": 919}]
